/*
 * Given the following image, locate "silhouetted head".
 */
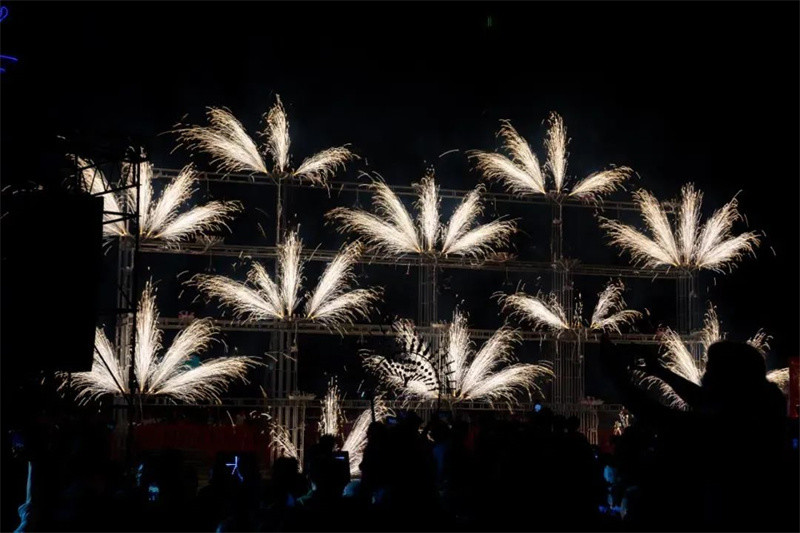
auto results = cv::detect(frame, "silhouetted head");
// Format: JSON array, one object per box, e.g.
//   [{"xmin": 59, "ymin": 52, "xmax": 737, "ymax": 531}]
[
  {"xmin": 318, "ymin": 434, "xmax": 337, "ymax": 455},
  {"xmin": 702, "ymin": 341, "xmax": 767, "ymax": 405},
  {"xmin": 566, "ymin": 415, "xmax": 581, "ymax": 433}
]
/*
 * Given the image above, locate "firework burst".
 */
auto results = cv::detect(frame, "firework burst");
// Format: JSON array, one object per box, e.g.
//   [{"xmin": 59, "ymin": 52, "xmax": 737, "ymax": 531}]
[
  {"xmin": 600, "ymin": 184, "xmax": 760, "ymax": 272},
  {"xmin": 177, "ymin": 95, "xmax": 354, "ymax": 185},
  {"xmin": 192, "ymin": 232, "xmax": 381, "ymax": 331},
  {"xmin": 327, "ymin": 171, "xmax": 516, "ymax": 258},
  {"xmin": 499, "ymin": 281, "xmax": 640, "ymax": 335},
  {"xmin": 364, "ymin": 310, "xmax": 553, "ymax": 404},
  {"xmin": 470, "ymin": 113, "xmax": 632, "ymax": 201},
  {"xmin": 65, "ymin": 282, "xmax": 256, "ymax": 403},
  {"xmin": 76, "ymin": 157, "xmax": 241, "ymax": 242}
]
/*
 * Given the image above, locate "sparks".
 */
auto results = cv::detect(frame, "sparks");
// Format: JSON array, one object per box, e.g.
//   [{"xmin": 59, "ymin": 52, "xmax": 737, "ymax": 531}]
[
  {"xmin": 499, "ymin": 292, "xmax": 570, "ymax": 332},
  {"xmin": 470, "ymin": 113, "xmax": 632, "ymax": 201},
  {"xmin": 319, "ymin": 377, "xmax": 343, "ymax": 437},
  {"xmin": 766, "ymin": 368, "xmax": 790, "ymax": 396},
  {"xmin": 65, "ymin": 281, "xmax": 256, "ymax": 403},
  {"xmin": 342, "ymin": 398, "xmax": 394, "ymax": 476},
  {"xmin": 327, "ymin": 171, "xmax": 516, "ymax": 258},
  {"xmin": 177, "ymin": 95, "xmax": 355, "ymax": 185},
  {"xmin": 269, "ymin": 422, "xmax": 299, "ymax": 461},
  {"xmin": 638, "ymin": 303, "xmax": 771, "ymax": 409},
  {"xmin": 76, "ymin": 157, "xmax": 241, "ymax": 243},
  {"xmin": 364, "ymin": 310, "xmax": 553, "ymax": 404},
  {"xmin": 589, "ymin": 281, "xmax": 643, "ymax": 333},
  {"xmin": 600, "ymin": 184, "xmax": 760, "ymax": 272},
  {"xmin": 192, "ymin": 231, "xmax": 381, "ymax": 331}
]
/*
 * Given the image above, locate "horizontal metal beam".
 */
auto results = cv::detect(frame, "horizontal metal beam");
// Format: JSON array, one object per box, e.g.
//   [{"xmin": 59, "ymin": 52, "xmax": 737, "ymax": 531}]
[
  {"xmin": 140, "ymin": 240, "xmax": 684, "ymax": 280},
  {"xmin": 152, "ymin": 167, "xmax": 670, "ymax": 213},
  {"xmin": 158, "ymin": 317, "xmax": 702, "ymax": 345},
  {"xmin": 126, "ymin": 395, "xmax": 626, "ymax": 414}
]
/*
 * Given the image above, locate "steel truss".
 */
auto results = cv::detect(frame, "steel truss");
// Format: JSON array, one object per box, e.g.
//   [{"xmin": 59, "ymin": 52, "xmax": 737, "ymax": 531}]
[
  {"xmin": 152, "ymin": 167, "xmax": 678, "ymax": 214},
  {"xmin": 118, "ymin": 164, "xmax": 698, "ymax": 451},
  {"xmin": 157, "ymin": 316, "xmax": 702, "ymax": 345}
]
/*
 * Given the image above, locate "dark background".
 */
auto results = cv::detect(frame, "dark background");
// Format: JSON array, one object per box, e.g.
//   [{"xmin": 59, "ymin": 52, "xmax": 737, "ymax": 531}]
[{"xmin": 1, "ymin": 1, "xmax": 797, "ymax": 399}]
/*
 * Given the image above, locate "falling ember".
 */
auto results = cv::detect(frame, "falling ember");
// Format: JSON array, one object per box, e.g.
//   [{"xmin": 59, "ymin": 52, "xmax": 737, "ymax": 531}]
[{"xmin": 63, "ymin": 281, "xmax": 257, "ymax": 403}]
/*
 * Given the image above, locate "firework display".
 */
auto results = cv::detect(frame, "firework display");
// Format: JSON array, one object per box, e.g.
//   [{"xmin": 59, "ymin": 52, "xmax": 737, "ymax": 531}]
[
  {"xmin": 500, "ymin": 280, "xmax": 641, "ymax": 335},
  {"xmin": 633, "ymin": 303, "xmax": 776, "ymax": 410},
  {"xmin": 65, "ymin": 281, "xmax": 256, "ymax": 403},
  {"xmin": 364, "ymin": 310, "xmax": 554, "ymax": 405},
  {"xmin": 177, "ymin": 95, "xmax": 354, "ymax": 185},
  {"xmin": 192, "ymin": 232, "xmax": 381, "ymax": 331},
  {"xmin": 63, "ymin": 101, "xmax": 784, "ymax": 469},
  {"xmin": 327, "ymin": 171, "xmax": 516, "ymax": 258},
  {"xmin": 471, "ymin": 113, "xmax": 632, "ymax": 201},
  {"xmin": 600, "ymin": 184, "xmax": 760, "ymax": 272},
  {"xmin": 77, "ymin": 158, "xmax": 241, "ymax": 242}
]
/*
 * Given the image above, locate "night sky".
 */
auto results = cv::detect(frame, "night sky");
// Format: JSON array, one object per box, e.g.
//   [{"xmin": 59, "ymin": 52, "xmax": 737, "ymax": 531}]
[{"xmin": 1, "ymin": 1, "xmax": 798, "ymax": 397}]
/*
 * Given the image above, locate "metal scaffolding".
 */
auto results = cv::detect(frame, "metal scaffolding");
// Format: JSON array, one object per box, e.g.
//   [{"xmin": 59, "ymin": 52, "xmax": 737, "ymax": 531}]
[{"xmin": 128, "ymin": 166, "xmax": 699, "ymax": 450}]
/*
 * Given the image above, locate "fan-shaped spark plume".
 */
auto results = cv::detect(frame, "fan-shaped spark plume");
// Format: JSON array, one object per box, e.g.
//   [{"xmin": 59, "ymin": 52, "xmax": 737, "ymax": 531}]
[
  {"xmin": 589, "ymin": 281, "xmax": 642, "ymax": 334},
  {"xmin": 659, "ymin": 328, "xmax": 703, "ymax": 386},
  {"xmin": 416, "ymin": 173, "xmax": 440, "ymax": 251},
  {"xmin": 328, "ymin": 173, "xmax": 515, "ymax": 258},
  {"xmin": 631, "ymin": 370, "xmax": 690, "ymax": 411},
  {"xmin": 304, "ymin": 242, "xmax": 381, "ymax": 329},
  {"xmin": 178, "ymin": 107, "xmax": 268, "ymax": 174},
  {"xmin": 747, "ymin": 329, "xmax": 771, "ymax": 356},
  {"xmin": 319, "ymin": 378, "xmax": 343, "ymax": 437},
  {"xmin": 470, "ymin": 121, "xmax": 547, "ymax": 195},
  {"xmin": 342, "ymin": 398, "xmax": 393, "ymax": 476},
  {"xmin": 294, "ymin": 147, "xmax": 354, "ymax": 185},
  {"xmin": 278, "ymin": 231, "xmax": 303, "ymax": 317},
  {"xmin": 66, "ymin": 282, "xmax": 256, "ymax": 403},
  {"xmin": 471, "ymin": 114, "xmax": 630, "ymax": 201},
  {"xmin": 545, "ymin": 112, "xmax": 568, "ymax": 192},
  {"xmin": 766, "ymin": 368, "xmax": 790, "ymax": 395},
  {"xmin": 328, "ymin": 178, "xmax": 421, "ymax": 255},
  {"xmin": 699, "ymin": 304, "xmax": 722, "ymax": 354},
  {"xmin": 365, "ymin": 311, "xmax": 553, "ymax": 404},
  {"xmin": 266, "ymin": 96, "xmax": 290, "ymax": 173},
  {"xmin": 269, "ymin": 422, "xmax": 299, "ymax": 460},
  {"xmin": 569, "ymin": 167, "xmax": 633, "ymax": 201},
  {"xmin": 500, "ymin": 292, "xmax": 570, "ymax": 332},
  {"xmin": 76, "ymin": 158, "xmax": 240, "ymax": 242},
  {"xmin": 193, "ymin": 232, "xmax": 379, "ymax": 330},
  {"xmin": 75, "ymin": 157, "xmax": 128, "ymax": 237},
  {"xmin": 601, "ymin": 185, "xmax": 759, "ymax": 272},
  {"xmin": 363, "ymin": 322, "xmax": 440, "ymax": 401},
  {"xmin": 178, "ymin": 95, "xmax": 353, "ymax": 185}
]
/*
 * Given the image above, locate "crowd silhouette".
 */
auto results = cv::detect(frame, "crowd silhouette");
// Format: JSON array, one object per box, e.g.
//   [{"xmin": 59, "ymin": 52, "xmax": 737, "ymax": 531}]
[{"xmin": 7, "ymin": 341, "xmax": 799, "ymax": 532}]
